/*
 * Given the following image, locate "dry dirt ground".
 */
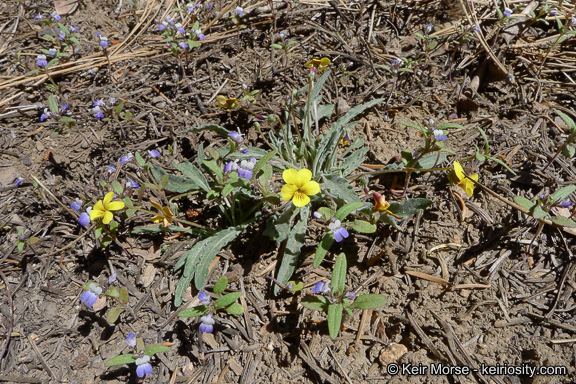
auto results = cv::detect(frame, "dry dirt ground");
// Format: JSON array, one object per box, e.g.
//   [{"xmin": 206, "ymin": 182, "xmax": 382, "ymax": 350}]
[{"xmin": 1, "ymin": 0, "xmax": 576, "ymax": 383}]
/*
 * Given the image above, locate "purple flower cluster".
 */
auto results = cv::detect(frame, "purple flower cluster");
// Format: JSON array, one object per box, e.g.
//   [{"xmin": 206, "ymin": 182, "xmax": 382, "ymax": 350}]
[
  {"xmin": 224, "ymin": 157, "xmax": 256, "ymax": 179},
  {"xmin": 94, "ymin": 31, "xmax": 108, "ymax": 48},
  {"xmin": 157, "ymin": 16, "xmax": 185, "ymax": 34},
  {"xmin": 37, "ymin": 54, "xmax": 48, "ymax": 67},
  {"xmin": 199, "ymin": 313, "xmax": 215, "ymax": 333},
  {"xmin": 92, "ymin": 97, "xmax": 116, "ymax": 120},
  {"xmin": 312, "ymin": 281, "xmax": 330, "ymax": 294},
  {"xmin": 40, "ymin": 104, "xmax": 69, "ymax": 122},
  {"xmin": 227, "ymin": 132, "xmax": 249, "ymax": 153},
  {"xmin": 328, "ymin": 219, "xmax": 349, "ymax": 242},
  {"xmin": 81, "ymin": 283, "xmax": 102, "ymax": 307}
]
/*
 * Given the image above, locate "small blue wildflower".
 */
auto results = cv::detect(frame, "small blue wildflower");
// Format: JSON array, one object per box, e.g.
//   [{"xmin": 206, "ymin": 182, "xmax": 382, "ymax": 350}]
[
  {"xmin": 120, "ymin": 153, "xmax": 134, "ymax": 165},
  {"xmin": 187, "ymin": 3, "xmax": 194, "ymax": 12},
  {"xmin": 99, "ymin": 36, "xmax": 109, "ymax": 48},
  {"xmin": 175, "ymin": 23, "xmax": 186, "ymax": 34},
  {"xmin": 473, "ymin": 23, "xmax": 480, "ymax": 32},
  {"xmin": 557, "ymin": 200, "xmax": 573, "ymax": 208},
  {"xmin": 59, "ymin": 32, "xmax": 66, "ymax": 41},
  {"xmin": 48, "ymin": 48, "xmax": 57, "ymax": 56},
  {"xmin": 109, "ymin": 273, "xmax": 117, "ymax": 283},
  {"xmin": 433, "ymin": 129, "xmax": 448, "ymax": 141},
  {"xmin": 125, "ymin": 332, "xmax": 136, "ymax": 347},
  {"xmin": 148, "ymin": 149, "xmax": 160, "ymax": 158},
  {"xmin": 425, "ymin": 23, "xmax": 433, "ymax": 33},
  {"xmin": 158, "ymin": 21, "xmax": 168, "ymax": 31},
  {"xmin": 135, "ymin": 355, "xmax": 152, "ymax": 378},
  {"xmin": 195, "ymin": 29, "xmax": 205, "ymax": 40},
  {"xmin": 93, "ymin": 99, "xmax": 105, "ymax": 107},
  {"xmin": 238, "ymin": 157, "xmax": 256, "ymax": 179},
  {"xmin": 503, "ymin": 7, "xmax": 512, "ymax": 18},
  {"xmin": 239, "ymin": 148, "xmax": 249, "ymax": 154},
  {"xmin": 312, "ymin": 281, "xmax": 330, "ymax": 294},
  {"xmin": 40, "ymin": 108, "xmax": 51, "ymax": 121},
  {"xmin": 206, "ymin": 3, "xmax": 212, "ymax": 10},
  {"xmin": 313, "ymin": 211, "xmax": 322, "ymax": 220},
  {"xmin": 224, "ymin": 160, "xmax": 238, "ymax": 173},
  {"xmin": 93, "ymin": 106, "xmax": 105, "ymax": 120},
  {"xmin": 37, "ymin": 54, "xmax": 48, "ymax": 67},
  {"xmin": 228, "ymin": 132, "xmax": 243, "ymax": 143},
  {"xmin": 70, "ymin": 26, "xmax": 78, "ymax": 32},
  {"xmin": 235, "ymin": 6, "xmax": 244, "ymax": 16},
  {"xmin": 51, "ymin": 11, "xmax": 61, "ymax": 21},
  {"xmin": 287, "ymin": 284, "xmax": 293, "ymax": 290},
  {"xmin": 78, "ymin": 212, "xmax": 90, "ymax": 227},
  {"xmin": 428, "ymin": 118, "xmax": 434, "ymax": 126},
  {"xmin": 34, "ymin": 14, "xmax": 43, "ymax": 20},
  {"xmin": 107, "ymin": 165, "xmax": 117, "ymax": 174},
  {"xmin": 126, "ymin": 178, "xmax": 140, "ymax": 189},
  {"xmin": 199, "ymin": 313, "xmax": 215, "ymax": 333},
  {"xmin": 329, "ymin": 219, "xmax": 349, "ymax": 243},
  {"xmin": 198, "ymin": 290, "xmax": 211, "ymax": 305},
  {"xmin": 15, "ymin": 177, "xmax": 24, "ymax": 187},
  {"xmin": 345, "ymin": 291, "xmax": 357, "ymax": 299},
  {"xmin": 81, "ymin": 283, "xmax": 102, "ymax": 307},
  {"xmin": 70, "ymin": 198, "xmax": 82, "ymax": 212},
  {"xmin": 179, "ymin": 42, "xmax": 189, "ymax": 50}
]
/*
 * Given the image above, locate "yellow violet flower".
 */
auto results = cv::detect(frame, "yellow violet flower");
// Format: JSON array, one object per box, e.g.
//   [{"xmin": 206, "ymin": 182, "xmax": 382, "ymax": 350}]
[
  {"xmin": 281, "ymin": 168, "xmax": 320, "ymax": 207},
  {"xmin": 150, "ymin": 201, "xmax": 175, "ymax": 229},
  {"xmin": 449, "ymin": 161, "xmax": 478, "ymax": 197},
  {"xmin": 89, "ymin": 192, "xmax": 125, "ymax": 225},
  {"xmin": 216, "ymin": 95, "xmax": 240, "ymax": 109},
  {"xmin": 305, "ymin": 57, "xmax": 331, "ymax": 72}
]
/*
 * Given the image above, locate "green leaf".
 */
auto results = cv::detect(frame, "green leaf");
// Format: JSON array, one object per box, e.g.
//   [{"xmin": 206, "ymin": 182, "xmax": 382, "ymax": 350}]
[
  {"xmin": 58, "ymin": 116, "xmax": 76, "ymax": 123},
  {"xmin": 135, "ymin": 152, "xmax": 146, "ymax": 167},
  {"xmin": 287, "ymin": 281, "xmax": 304, "ymax": 291},
  {"xmin": 106, "ymin": 306, "xmax": 123, "ymax": 324},
  {"xmin": 252, "ymin": 150, "xmax": 277, "ymax": 180},
  {"xmin": 321, "ymin": 174, "xmax": 360, "ymax": 204},
  {"xmin": 225, "ymin": 302, "xmax": 244, "ymax": 315},
  {"xmin": 202, "ymin": 159, "xmax": 224, "ymax": 181},
  {"xmin": 334, "ymin": 202, "xmax": 363, "ymax": 221},
  {"xmin": 331, "ymin": 253, "xmax": 347, "ymax": 295},
  {"xmin": 414, "ymin": 153, "xmax": 447, "ymax": 169},
  {"xmin": 327, "ymin": 303, "xmax": 343, "ymax": 338},
  {"xmin": 313, "ymin": 98, "xmax": 384, "ymax": 174},
  {"xmin": 150, "ymin": 164, "xmax": 199, "ymax": 193},
  {"xmin": 317, "ymin": 207, "xmax": 335, "ymax": 220},
  {"xmin": 301, "ymin": 295, "xmax": 330, "ymax": 311},
  {"xmin": 271, "ymin": 44, "xmax": 283, "ymax": 49},
  {"xmin": 105, "ymin": 286, "xmax": 120, "ymax": 298},
  {"xmin": 314, "ymin": 233, "xmax": 334, "ymax": 268},
  {"xmin": 387, "ymin": 198, "xmax": 432, "ymax": 218},
  {"xmin": 274, "ymin": 207, "xmax": 310, "ymax": 295},
  {"xmin": 105, "ymin": 354, "xmax": 137, "ymax": 367},
  {"xmin": 550, "ymin": 186, "xmax": 576, "ymax": 205},
  {"xmin": 551, "ymin": 216, "xmax": 576, "ymax": 228},
  {"xmin": 131, "ymin": 224, "xmax": 165, "ymax": 234},
  {"xmin": 144, "ymin": 344, "xmax": 171, "ymax": 356},
  {"xmin": 214, "ymin": 292, "xmax": 243, "ymax": 309},
  {"xmin": 213, "ymin": 276, "xmax": 228, "ymax": 295},
  {"xmin": 339, "ymin": 147, "xmax": 369, "ymax": 176},
  {"xmin": 264, "ymin": 204, "xmax": 297, "ymax": 242},
  {"xmin": 347, "ymin": 220, "xmax": 376, "ymax": 233},
  {"xmin": 178, "ymin": 305, "xmax": 208, "ymax": 317},
  {"xmin": 115, "ymin": 103, "xmax": 124, "ymax": 114},
  {"xmin": 350, "ymin": 294, "xmax": 386, "ymax": 309},
  {"xmin": 562, "ymin": 145, "xmax": 575, "ymax": 158},
  {"xmin": 174, "ymin": 226, "xmax": 244, "ymax": 306},
  {"xmin": 48, "ymin": 95, "xmax": 59, "ymax": 115},
  {"xmin": 532, "ymin": 205, "xmax": 548, "ymax": 219},
  {"xmin": 174, "ymin": 161, "xmax": 210, "ymax": 192},
  {"xmin": 554, "ymin": 109, "xmax": 576, "ymax": 134},
  {"xmin": 111, "ymin": 180, "xmax": 123, "ymax": 195},
  {"xmin": 514, "ymin": 196, "xmax": 536, "ymax": 210},
  {"xmin": 118, "ymin": 287, "xmax": 129, "ymax": 304},
  {"xmin": 160, "ymin": 174, "xmax": 169, "ymax": 189},
  {"xmin": 123, "ymin": 111, "xmax": 132, "ymax": 120}
]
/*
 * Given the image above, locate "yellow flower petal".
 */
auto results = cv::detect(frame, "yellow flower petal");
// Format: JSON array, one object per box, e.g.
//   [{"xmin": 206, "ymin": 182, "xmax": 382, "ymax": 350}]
[
  {"xmin": 320, "ymin": 57, "xmax": 330, "ymax": 66},
  {"xmin": 296, "ymin": 169, "xmax": 312, "ymax": 186},
  {"xmin": 150, "ymin": 201, "xmax": 163, "ymax": 211},
  {"xmin": 300, "ymin": 180, "xmax": 320, "ymax": 196},
  {"xmin": 216, "ymin": 95, "xmax": 227, "ymax": 108},
  {"xmin": 305, "ymin": 60, "xmax": 313, "ymax": 68},
  {"xmin": 282, "ymin": 168, "xmax": 300, "ymax": 185},
  {"xmin": 292, "ymin": 192, "xmax": 310, "ymax": 207},
  {"xmin": 90, "ymin": 207, "xmax": 105, "ymax": 221},
  {"xmin": 93, "ymin": 200, "xmax": 104, "ymax": 213},
  {"xmin": 281, "ymin": 184, "xmax": 298, "ymax": 202},
  {"xmin": 102, "ymin": 211, "xmax": 114, "ymax": 225},
  {"xmin": 106, "ymin": 200, "xmax": 125, "ymax": 211},
  {"xmin": 103, "ymin": 192, "xmax": 114, "ymax": 207},
  {"xmin": 151, "ymin": 215, "xmax": 162, "ymax": 223},
  {"xmin": 453, "ymin": 161, "xmax": 465, "ymax": 183}
]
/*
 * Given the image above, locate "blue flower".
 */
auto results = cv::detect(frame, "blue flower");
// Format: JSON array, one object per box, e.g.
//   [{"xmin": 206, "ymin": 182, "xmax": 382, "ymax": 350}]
[
  {"xmin": 135, "ymin": 355, "xmax": 152, "ymax": 377},
  {"xmin": 120, "ymin": 153, "xmax": 134, "ymax": 165},
  {"xmin": 51, "ymin": 11, "xmax": 61, "ymax": 21},
  {"xmin": 78, "ymin": 212, "xmax": 90, "ymax": 226},
  {"xmin": 329, "ymin": 219, "xmax": 349, "ymax": 242},
  {"xmin": 70, "ymin": 198, "xmax": 82, "ymax": 212},
  {"xmin": 15, "ymin": 177, "xmax": 24, "ymax": 187},
  {"xmin": 228, "ymin": 132, "xmax": 243, "ymax": 143},
  {"xmin": 148, "ymin": 149, "xmax": 160, "ymax": 158},
  {"xmin": 48, "ymin": 48, "xmax": 57, "ymax": 56},
  {"xmin": 224, "ymin": 160, "xmax": 239, "ymax": 173},
  {"xmin": 425, "ymin": 23, "xmax": 433, "ymax": 32},
  {"xmin": 557, "ymin": 200, "xmax": 573, "ymax": 208},
  {"xmin": 81, "ymin": 283, "xmax": 102, "ymax": 307},
  {"xmin": 239, "ymin": 148, "xmax": 249, "ymax": 154},
  {"xmin": 107, "ymin": 165, "xmax": 117, "ymax": 174},
  {"xmin": 158, "ymin": 21, "xmax": 168, "ymax": 31},
  {"xmin": 99, "ymin": 36, "xmax": 108, "ymax": 48},
  {"xmin": 34, "ymin": 14, "xmax": 43, "ymax": 20},
  {"xmin": 503, "ymin": 7, "xmax": 512, "ymax": 17},
  {"xmin": 37, "ymin": 54, "xmax": 48, "ymax": 67},
  {"xmin": 93, "ymin": 106, "xmax": 105, "ymax": 120},
  {"xmin": 126, "ymin": 178, "xmax": 140, "ymax": 189},
  {"xmin": 59, "ymin": 32, "xmax": 66, "ymax": 41},
  {"xmin": 235, "ymin": 6, "xmax": 244, "ymax": 16},
  {"xmin": 198, "ymin": 290, "xmax": 211, "ymax": 305},
  {"xmin": 345, "ymin": 291, "xmax": 356, "ymax": 299},
  {"xmin": 175, "ymin": 23, "xmax": 186, "ymax": 34},
  {"xmin": 125, "ymin": 332, "xmax": 136, "ymax": 347},
  {"xmin": 70, "ymin": 26, "xmax": 78, "ymax": 32},
  {"xmin": 179, "ymin": 42, "xmax": 189, "ymax": 50},
  {"xmin": 238, "ymin": 158, "xmax": 256, "ymax": 179},
  {"xmin": 40, "ymin": 108, "xmax": 51, "ymax": 121},
  {"xmin": 312, "ymin": 281, "xmax": 330, "ymax": 294},
  {"xmin": 433, "ymin": 129, "xmax": 448, "ymax": 141},
  {"xmin": 313, "ymin": 211, "xmax": 322, "ymax": 219},
  {"xmin": 199, "ymin": 313, "xmax": 215, "ymax": 333},
  {"xmin": 109, "ymin": 273, "xmax": 117, "ymax": 283},
  {"xmin": 195, "ymin": 29, "xmax": 205, "ymax": 40}
]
